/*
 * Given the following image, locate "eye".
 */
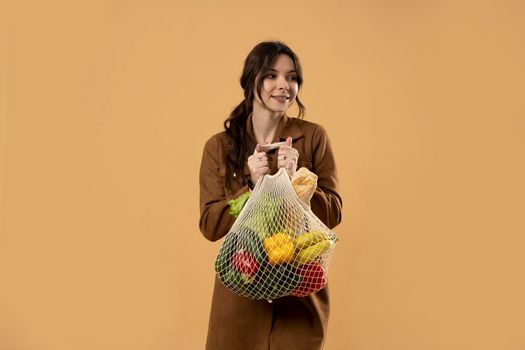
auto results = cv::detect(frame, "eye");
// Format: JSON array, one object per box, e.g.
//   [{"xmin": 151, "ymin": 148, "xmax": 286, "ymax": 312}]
[
  {"xmin": 265, "ymin": 74, "xmax": 276, "ymax": 79},
  {"xmin": 287, "ymin": 75, "xmax": 298, "ymax": 81}
]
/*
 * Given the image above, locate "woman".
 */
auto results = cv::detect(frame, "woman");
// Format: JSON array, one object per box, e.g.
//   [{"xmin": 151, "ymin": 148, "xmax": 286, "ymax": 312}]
[{"xmin": 199, "ymin": 41, "xmax": 342, "ymax": 350}]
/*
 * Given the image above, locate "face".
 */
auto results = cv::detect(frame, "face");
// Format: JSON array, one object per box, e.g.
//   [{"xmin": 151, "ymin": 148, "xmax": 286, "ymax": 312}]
[{"xmin": 253, "ymin": 54, "xmax": 299, "ymax": 115}]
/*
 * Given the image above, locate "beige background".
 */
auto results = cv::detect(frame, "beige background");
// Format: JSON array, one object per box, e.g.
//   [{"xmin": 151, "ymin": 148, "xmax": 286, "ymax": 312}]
[{"xmin": 2, "ymin": 0, "xmax": 525, "ymax": 349}]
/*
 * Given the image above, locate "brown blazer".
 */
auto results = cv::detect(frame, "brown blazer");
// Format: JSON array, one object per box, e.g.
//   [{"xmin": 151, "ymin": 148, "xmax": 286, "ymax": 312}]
[{"xmin": 199, "ymin": 114, "xmax": 342, "ymax": 350}]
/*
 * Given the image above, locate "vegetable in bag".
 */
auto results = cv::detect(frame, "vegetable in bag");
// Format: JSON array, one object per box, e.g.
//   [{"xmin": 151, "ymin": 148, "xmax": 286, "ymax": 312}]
[{"xmin": 216, "ymin": 168, "xmax": 338, "ymax": 300}]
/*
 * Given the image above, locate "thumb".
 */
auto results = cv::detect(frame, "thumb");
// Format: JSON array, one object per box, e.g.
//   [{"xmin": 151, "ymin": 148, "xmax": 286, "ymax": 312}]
[{"xmin": 286, "ymin": 136, "xmax": 292, "ymax": 147}]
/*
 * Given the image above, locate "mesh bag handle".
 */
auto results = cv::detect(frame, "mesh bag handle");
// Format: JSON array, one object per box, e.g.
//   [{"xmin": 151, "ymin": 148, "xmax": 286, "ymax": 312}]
[{"xmin": 215, "ymin": 168, "xmax": 338, "ymax": 301}]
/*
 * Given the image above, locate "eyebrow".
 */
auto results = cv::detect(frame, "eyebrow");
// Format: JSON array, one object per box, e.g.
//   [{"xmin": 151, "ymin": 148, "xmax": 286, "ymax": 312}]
[{"xmin": 268, "ymin": 68, "xmax": 297, "ymax": 74}]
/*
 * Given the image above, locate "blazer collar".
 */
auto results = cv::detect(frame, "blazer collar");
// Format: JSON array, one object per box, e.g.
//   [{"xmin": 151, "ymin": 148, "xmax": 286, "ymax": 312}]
[{"xmin": 246, "ymin": 113, "xmax": 303, "ymax": 145}]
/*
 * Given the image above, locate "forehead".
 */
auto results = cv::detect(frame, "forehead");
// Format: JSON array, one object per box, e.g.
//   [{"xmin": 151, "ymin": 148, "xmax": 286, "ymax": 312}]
[{"xmin": 270, "ymin": 54, "xmax": 296, "ymax": 72}]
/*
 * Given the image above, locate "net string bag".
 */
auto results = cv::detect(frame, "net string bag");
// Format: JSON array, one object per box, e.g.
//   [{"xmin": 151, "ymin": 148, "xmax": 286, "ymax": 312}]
[{"xmin": 215, "ymin": 167, "xmax": 338, "ymax": 302}]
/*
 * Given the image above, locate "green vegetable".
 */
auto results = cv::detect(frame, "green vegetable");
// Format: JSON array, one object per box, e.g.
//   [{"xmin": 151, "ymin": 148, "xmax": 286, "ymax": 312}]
[
  {"xmin": 216, "ymin": 231, "xmax": 267, "ymax": 298},
  {"xmin": 215, "ymin": 234, "xmax": 236, "ymax": 276},
  {"xmin": 243, "ymin": 192, "xmax": 284, "ymax": 240},
  {"xmin": 256, "ymin": 263, "xmax": 301, "ymax": 299},
  {"xmin": 216, "ymin": 236, "xmax": 256, "ymax": 296},
  {"xmin": 238, "ymin": 228, "xmax": 268, "ymax": 265},
  {"xmin": 221, "ymin": 266, "xmax": 255, "ymax": 295},
  {"xmin": 228, "ymin": 191, "xmax": 251, "ymax": 218}
]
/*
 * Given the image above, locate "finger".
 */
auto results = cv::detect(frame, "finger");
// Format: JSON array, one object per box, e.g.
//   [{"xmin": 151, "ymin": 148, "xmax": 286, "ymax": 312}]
[
  {"xmin": 255, "ymin": 144, "xmax": 262, "ymax": 154},
  {"xmin": 286, "ymin": 136, "xmax": 292, "ymax": 147},
  {"xmin": 278, "ymin": 158, "xmax": 288, "ymax": 168},
  {"xmin": 278, "ymin": 148, "xmax": 291, "ymax": 159},
  {"xmin": 256, "ymin": 154, "xmax": 268, "ymax": 161},
  {"xmin": 279, "ymin": 143, "xmax": 290, "ymax": 151},
  {"xmin": 252, "ymin": 152, "xmax": 266, "ymax": 163},
  {"xmin": 278, "ymin": 153, "xmax": 294, "ymax": 161}
]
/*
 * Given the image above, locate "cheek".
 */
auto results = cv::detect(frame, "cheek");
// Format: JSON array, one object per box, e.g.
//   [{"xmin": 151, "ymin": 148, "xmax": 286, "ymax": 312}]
[
  {"xmin": 291, "ymin": 85, "xmax": 299, "ymax": 98},
  {"xmin": 253, "ymin": 87, "xmax": 267, "ymax": 102},
  {"xmin": 262, "ymin": 81, "xmax": 273, "ymax": 96}
]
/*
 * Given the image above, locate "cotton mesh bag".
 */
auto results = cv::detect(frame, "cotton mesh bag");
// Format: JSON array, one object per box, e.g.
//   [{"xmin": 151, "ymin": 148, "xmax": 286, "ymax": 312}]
[{"xmin": 215, "ymin": 167, "xmax": 338, "ymax": 301}]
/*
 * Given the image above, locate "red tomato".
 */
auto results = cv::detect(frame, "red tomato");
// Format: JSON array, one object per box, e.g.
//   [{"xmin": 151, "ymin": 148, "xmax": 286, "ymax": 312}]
[
  {"xmin": 291, "ymin": 261, "xmax": 327, "ymax": 297},
  {"xmin": 231, "ymin": 249, "xmax": 260, "ymax": 276}
]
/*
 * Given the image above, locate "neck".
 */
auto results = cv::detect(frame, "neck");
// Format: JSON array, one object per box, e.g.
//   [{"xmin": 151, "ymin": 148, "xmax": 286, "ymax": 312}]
[
  {"xmin": 251, "ymin": 102, "xmax": 285, "ymax": 144},
  {"xmin": 251, "ymin": 112, "xmax": 284, "ymax": 145}
]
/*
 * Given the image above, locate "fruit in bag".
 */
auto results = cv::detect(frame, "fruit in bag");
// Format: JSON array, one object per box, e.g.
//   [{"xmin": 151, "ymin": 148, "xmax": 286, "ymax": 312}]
[
  {"xmin": 215, "ymin": 168, "xmax": 338, "ymax": 300},
  {"xmin": 294, "ymin": 239, "xmax": 334, "ymax": 266},
  {"xmin": 293, "ymin": 230, "xmax": 329, "ymax": 250},
  {"xmin": 292, "ymin": 261, "xmax": 327, "ymax": 297},
  {"xmin": 263, "ymin": 232, "xmax": 295, "ymax": 266},
  {"xmin": 232, "ymin": 249, "xmax": 260, "ymax": 278}
]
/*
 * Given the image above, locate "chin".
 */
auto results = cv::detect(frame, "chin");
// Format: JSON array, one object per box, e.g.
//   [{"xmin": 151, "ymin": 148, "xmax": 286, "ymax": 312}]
[{"xmin": 269, "ymin": 103, "xmax": 289, "ymax": 111}]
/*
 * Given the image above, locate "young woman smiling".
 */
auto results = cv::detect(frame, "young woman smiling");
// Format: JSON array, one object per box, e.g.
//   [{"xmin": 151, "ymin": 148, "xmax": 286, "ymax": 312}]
[{"xmin": 199, "ymin": 40, "xmax": 342, "ymax": 350}]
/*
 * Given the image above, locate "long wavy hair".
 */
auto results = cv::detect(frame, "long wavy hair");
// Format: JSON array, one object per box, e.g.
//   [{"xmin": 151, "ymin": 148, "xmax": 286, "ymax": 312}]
[{"xmin": 223, "ymin": 41, "xmax": 306, "ymax": 190}]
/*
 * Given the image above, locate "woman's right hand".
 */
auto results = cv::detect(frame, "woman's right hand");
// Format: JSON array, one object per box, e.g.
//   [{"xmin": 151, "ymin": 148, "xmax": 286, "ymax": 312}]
[{"xmin": 247, "ymin": 144, "xmax": 270, "ymax": 187}]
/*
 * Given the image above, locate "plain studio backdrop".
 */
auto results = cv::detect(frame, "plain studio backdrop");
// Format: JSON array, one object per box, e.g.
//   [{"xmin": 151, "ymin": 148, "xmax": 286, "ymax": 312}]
[{"xmin": 1, "ymin": 1, "xmax": 524, "ymax": 349}]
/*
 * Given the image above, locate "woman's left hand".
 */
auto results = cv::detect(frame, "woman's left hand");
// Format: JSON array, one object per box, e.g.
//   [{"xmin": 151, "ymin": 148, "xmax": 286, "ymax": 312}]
[{"xmin": 278, "ymin": 136, "xmax": 299, "ymax": 176}]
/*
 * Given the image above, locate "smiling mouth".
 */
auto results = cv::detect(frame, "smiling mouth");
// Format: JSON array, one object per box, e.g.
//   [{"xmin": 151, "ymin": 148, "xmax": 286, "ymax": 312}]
[{"xmin": 272, "ymin": 96, "xmax": 290, "ymax": 101}]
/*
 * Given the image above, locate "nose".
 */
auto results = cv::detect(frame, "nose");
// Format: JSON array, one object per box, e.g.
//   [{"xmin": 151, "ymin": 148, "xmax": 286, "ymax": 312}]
[{"xmin": 277, "ymin": 75, "xmax": 289, "ymax": 90}]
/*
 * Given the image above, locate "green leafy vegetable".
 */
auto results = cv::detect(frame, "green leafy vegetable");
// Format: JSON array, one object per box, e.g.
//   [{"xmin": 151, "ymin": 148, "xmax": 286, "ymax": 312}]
[
  {"xmin": 228, "ymin": 191, "xmax": 251, "ymax": 218},
  {"xmin": 243, "ymin": 192, "xmax": 284, "ymax": 240}
]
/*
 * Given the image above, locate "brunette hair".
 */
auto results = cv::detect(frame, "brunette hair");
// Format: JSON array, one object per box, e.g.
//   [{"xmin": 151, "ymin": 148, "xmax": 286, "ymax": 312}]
[{"xmin": 223, "ymin": 41, "xmax": 306, "ymax": 190}]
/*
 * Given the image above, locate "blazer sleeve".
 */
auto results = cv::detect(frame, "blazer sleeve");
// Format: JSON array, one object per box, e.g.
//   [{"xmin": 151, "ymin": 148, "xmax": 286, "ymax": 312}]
[
  {"xmin": 199, "ymin": 135, "xmax": 250, "ymax": 242},
  {"xmin": 310, "ymin": 125, "xmax": 343, "ymax": 229}
]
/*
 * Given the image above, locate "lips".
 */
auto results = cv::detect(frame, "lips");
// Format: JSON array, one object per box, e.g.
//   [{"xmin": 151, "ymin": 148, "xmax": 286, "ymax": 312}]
[{"xmin": 272, "ymin": 96, "xmax": 290, "ymax": 102}]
